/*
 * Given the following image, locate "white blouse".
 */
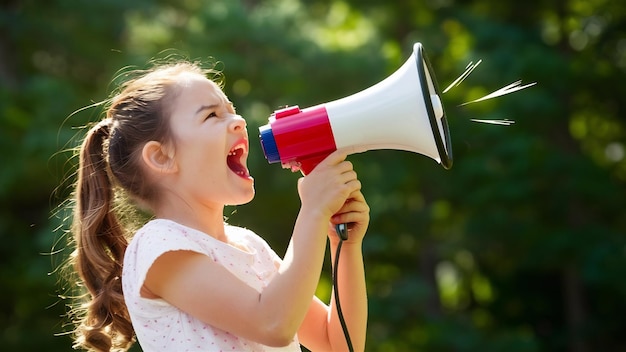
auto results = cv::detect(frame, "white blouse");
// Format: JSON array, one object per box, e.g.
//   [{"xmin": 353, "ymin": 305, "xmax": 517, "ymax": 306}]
[{"xmin": 122, "ymin": 219, "xmax": 301, "ymax": 352}]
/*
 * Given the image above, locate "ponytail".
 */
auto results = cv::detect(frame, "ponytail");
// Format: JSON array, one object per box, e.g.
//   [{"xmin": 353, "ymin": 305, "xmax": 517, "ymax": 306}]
[
  {"xmin": 63, "ymin": 61, "xmax": 213, "ymax": 351},
  {"xmin": 72, "ymin": 119, "xmax": 134, "ymax": 351}
]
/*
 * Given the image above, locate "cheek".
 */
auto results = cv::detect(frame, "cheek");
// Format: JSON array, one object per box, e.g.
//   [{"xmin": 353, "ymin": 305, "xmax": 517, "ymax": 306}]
[
  {"xmin": 171, "ymin": 128, "xmax": 225, "ymax": 171},
  {"xmin": 180, "ymin": 143, "xmax": 225, "ymax": 175}
]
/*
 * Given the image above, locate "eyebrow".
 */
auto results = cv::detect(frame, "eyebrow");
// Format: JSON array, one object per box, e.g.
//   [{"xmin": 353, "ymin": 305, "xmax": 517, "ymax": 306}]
[{"xmin": 195, "ymin": 104, "xmax": 220, "ymax": 115}]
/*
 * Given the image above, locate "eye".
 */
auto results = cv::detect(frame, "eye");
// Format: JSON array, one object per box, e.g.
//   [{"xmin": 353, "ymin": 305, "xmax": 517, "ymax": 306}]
[{"xmin": 205, "ymin": 111, "xmax": 218, "ymax": 120}]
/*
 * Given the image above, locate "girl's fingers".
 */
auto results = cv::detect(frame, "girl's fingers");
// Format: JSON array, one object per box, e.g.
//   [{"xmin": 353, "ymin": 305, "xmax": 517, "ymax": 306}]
[
  {"xmin": 318, "ymin": 149, "xmax": 348, "ymax": 168},
  {"xmin": 332, "ymin": 191, "xmax": 369, "ymax": 219},
  {"xmin": 339, "ymin": 171, "xmax": 359, "ymax": 186},
  {"xmin": 318, "ymin": 146, "xmax": 365, "ymax": 168}
]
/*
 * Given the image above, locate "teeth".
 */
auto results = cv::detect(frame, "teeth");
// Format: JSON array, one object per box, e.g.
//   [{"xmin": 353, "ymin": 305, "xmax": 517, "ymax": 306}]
[{"xmin": 228, "ymin": 144, "xmax": 246, "ymax": 156}]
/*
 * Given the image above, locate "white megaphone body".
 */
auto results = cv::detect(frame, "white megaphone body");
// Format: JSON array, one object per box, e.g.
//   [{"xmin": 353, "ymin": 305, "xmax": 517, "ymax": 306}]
[{"xmin": 259, "ymin": 42, "xmax": 453, "ymax": 176}]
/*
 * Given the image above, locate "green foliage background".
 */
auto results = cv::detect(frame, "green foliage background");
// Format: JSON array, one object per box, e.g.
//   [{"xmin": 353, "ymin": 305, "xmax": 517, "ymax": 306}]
[{"xmin": 1, "ymin": 0, "xmax": 625, "ymax": 351}]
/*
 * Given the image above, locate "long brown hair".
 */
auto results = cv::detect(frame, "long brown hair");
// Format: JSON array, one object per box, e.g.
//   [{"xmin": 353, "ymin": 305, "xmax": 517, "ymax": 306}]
[{"xmin": 67, "ymin": 61, "xmax": 218, "ymax": 351}]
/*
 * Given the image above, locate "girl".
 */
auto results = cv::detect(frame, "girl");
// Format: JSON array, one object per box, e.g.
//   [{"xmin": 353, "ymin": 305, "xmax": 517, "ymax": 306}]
[{"xmin": 67, "ymin": 60, "xmax": 369, "ymax": 351}]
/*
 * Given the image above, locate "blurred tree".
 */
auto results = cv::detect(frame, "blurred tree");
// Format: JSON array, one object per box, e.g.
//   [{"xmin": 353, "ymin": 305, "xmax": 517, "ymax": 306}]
[
  {"xmin": 1, "ymin": 0, "xmax": 143, "ymax": 349},
  {"xmin": 334, "ymin": 0, "xmax": 626, "ymax": 351}
]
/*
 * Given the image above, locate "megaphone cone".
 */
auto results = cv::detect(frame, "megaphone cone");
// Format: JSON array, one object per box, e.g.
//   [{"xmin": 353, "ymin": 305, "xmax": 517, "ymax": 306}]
[{"xmin": 259, "ymin": 42, "xmax": 453, "ymax": 175}]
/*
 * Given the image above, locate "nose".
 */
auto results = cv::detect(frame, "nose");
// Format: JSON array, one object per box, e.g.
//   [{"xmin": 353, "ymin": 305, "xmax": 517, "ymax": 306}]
[{"xmin": 229, "ymin": 114, "xmax": 247, "ymax": 132}]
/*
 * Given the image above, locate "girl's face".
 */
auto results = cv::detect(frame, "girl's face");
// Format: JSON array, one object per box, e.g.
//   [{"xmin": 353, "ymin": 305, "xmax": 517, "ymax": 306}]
[{"xmin": 165, "ymin": 73, "xmax": 254, "ymax": 209}]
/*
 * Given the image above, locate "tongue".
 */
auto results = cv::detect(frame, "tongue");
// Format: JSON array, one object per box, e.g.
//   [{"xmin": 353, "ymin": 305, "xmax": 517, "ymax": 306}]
[{"xmin": 227, "ymin": 149, "xmax": 249, "ymax": 177}]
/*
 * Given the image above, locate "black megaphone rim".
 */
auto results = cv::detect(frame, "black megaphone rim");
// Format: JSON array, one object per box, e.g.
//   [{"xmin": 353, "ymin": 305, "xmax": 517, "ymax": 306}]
[{"xmin": 414, "ymin": 43, "xmax": 453, "ymax": 170}]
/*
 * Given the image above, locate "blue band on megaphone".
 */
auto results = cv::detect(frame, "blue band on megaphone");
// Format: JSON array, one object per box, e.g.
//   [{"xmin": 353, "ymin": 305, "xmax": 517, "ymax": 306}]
[{"xmin": 259, "ymin": 124, "xmax": 281, "ymax": 163}]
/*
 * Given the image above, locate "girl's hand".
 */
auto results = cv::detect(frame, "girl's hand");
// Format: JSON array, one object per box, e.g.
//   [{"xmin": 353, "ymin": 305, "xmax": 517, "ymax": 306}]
[
  {"xmin": 328, "ymin": 189, "xmax": 370, "ymax": 244},
  {"xmin": 297, "ymin": 149, "xmax": 361, "ymax": 222}
]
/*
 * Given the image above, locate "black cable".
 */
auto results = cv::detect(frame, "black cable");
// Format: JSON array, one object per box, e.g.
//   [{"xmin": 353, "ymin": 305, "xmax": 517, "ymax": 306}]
[{"xmin": 333, "ymin": 224, "xmax": 354, "ymax": 352}]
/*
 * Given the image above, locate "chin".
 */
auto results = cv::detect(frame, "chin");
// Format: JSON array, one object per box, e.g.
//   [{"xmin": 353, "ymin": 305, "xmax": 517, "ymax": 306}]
[{"xmin": 232, "ymin": 188, "xmax": 255, "ymax": 206}]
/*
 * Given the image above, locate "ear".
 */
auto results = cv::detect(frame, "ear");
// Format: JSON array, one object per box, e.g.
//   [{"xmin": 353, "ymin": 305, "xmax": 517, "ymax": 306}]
[{"xmin": 141, "ymin": 141, "xmax": 178, "ymax": 174}]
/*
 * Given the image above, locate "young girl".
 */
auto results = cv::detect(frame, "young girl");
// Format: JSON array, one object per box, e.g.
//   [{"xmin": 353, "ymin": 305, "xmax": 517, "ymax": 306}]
[{"xmin": 67, "ymin": 60, "xmax": 369, "ymax": 351}]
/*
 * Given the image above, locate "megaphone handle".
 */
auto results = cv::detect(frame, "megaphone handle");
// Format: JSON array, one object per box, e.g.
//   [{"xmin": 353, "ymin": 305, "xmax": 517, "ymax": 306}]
[{"xmin": 335, "ymin": 223, "xmax": 349, "ymax": 241}]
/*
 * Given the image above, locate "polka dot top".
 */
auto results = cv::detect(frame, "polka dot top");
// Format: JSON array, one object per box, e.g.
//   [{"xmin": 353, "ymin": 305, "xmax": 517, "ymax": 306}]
[{"xmin": 122, "ymin": 219, "xmax": 301, "ymax": 352}]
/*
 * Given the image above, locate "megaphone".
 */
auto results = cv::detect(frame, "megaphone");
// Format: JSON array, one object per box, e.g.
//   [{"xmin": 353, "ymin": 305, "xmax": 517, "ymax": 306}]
[{"xmin": 259, "ymin": 42, "xmax": 453, "ymax": 175}]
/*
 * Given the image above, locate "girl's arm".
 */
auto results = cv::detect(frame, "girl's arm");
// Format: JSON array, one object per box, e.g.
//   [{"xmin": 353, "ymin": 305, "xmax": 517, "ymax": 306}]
[
  {"xmin": 297, "ymin": 190, "xmax": 369, "ymax": 351},
  {"xmin": 143, "ymin": 149, "xmax": 362, "ymax": 347}
]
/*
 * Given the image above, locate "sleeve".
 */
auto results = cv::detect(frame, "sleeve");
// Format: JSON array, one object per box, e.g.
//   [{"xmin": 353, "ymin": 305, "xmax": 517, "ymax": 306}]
[{"xmin": 125, "ymin": 221, "xmax": 212, "ymax": 297}]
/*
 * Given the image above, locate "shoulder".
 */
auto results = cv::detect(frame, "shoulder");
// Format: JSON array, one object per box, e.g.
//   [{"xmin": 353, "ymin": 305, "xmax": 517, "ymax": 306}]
[
  {"xmin": 226, "ymin": 225, "xmax": 282, "ymax": 261},
  {"xmin": 123, "ymin": 220, "xmax": 216, "ymax": 284},
  {"xmin": 134, "ymin": 218, "xmax": 188, "ymax": 239},
  {"xmin": 130, "ymin": 219, "xmax": 208, "ymax": 251}
]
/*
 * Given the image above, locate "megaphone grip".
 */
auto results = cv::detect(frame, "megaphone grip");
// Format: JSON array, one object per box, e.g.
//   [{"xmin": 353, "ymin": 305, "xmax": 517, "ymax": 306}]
[{"xmin": 335, "ymin": 223, "xmax": 348, "ymax": 241}]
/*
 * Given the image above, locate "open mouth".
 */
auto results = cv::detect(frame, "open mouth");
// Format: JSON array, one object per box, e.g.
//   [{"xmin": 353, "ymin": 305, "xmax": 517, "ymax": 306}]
[{"xmin": 227, "ymin": 142, "xmax": 251, "ymax": 178}]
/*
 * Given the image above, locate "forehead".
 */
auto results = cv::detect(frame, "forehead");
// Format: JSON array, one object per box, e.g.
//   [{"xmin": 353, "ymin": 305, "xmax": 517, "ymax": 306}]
[
  {"xmin": 167, "ymin": 73, "xmax": 227, "ymax": 123},
  {"xmin": 174, "ymin": 72, "xmax": 226, "ymax": 102}
]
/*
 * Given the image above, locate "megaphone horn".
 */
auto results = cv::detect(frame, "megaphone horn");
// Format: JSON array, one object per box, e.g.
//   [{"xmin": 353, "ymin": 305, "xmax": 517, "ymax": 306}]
[{"xmin": 259, "ymin": 42, "xmax": 453, "ymax": 175}]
